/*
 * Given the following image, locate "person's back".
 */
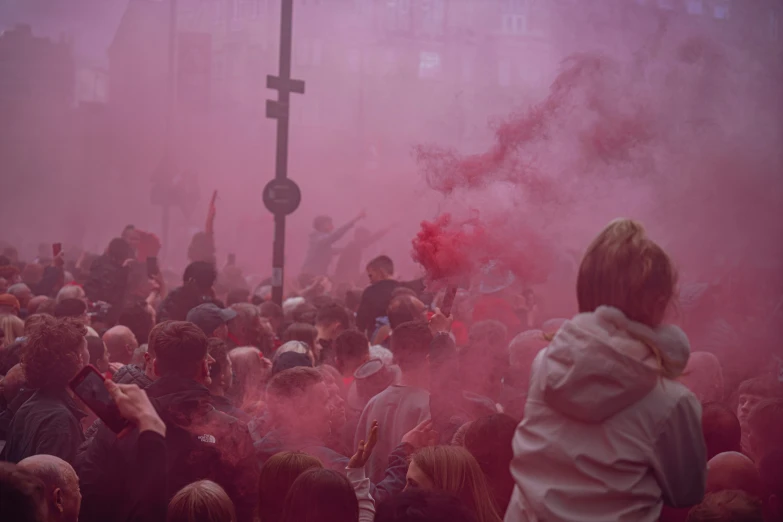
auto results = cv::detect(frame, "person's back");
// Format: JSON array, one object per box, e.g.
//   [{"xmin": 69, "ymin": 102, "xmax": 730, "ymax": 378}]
[
  {"xmin": 356, "ymin": 256, "xmax": 399, "ymax": 336},
  {"xmin": 506, "ymin": 220, "xmax": 706, "ymax": 522},
  {"xmin": 76, "ymin": 322, "xmax": 257, "ymax": 522},
  {"xmin": 355, "ymin": 322, "xmax": 431, "ymax": 484}
]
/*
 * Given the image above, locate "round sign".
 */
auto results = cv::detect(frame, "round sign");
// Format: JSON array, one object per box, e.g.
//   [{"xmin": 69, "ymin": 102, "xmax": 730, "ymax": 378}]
[{"xmin": 263, "ymin": 178, "xmax": 301, "ymax": 216}]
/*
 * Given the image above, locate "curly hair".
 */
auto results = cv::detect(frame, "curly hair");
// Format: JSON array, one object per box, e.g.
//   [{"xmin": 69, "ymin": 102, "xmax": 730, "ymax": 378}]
[{"xmin": 22, "ymin": 315, "xmax": 87, "ymax": 390}]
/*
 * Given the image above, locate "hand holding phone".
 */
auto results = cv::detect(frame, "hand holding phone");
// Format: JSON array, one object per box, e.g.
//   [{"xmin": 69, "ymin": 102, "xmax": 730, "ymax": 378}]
[
  {"xmin": 69, "ymin": 366, "xmax": 130, "ymax": 434},
  {"xmin": 104, "ymin": 380, "xmax": 166, "ymax": 437}
]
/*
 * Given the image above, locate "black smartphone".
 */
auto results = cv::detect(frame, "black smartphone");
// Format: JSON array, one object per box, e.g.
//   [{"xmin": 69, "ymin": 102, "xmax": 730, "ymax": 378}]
[
  {"xmin": 441, "ymin": 285, "xmax": 458, "ymax": 317},
  {"xmin": 69, "ymin": 365, "xmax": 129, "ymax": 434},
  {"xmin": 146, "ymin": 256, "xmax": 160, "ymax": 278}
]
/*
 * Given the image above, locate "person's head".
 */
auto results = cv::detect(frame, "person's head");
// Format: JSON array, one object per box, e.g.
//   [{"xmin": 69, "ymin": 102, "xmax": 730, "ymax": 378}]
[
  {"xmin": 577, "ymin": 219, "xmax": 676, "ymax": 327},
  {"xmin": 747, "ymin": 398, "xmax": 783, "ymax": 463},
  {"xmin": 258, "ymin": 452, "xmax": 323, "ymax": 522},
  {"xmin": 334, "ymin": 329, "xmax": 369, "ymax": 377},
  {"xmin": 462, "ymin": 320, "xmax": 508, "ymax": 398},
  {"xmin": 315, "ymin": 303, "xmax": 352, "ymax": 342},
  {"xmin": 22, "ymin": 316, "xmax": 87, "ymax": 390},
  {"xmin": 17, "ymin": 455, "xmax": 81, "ymax": 522},
  {"xmin": 228, "ymin": 303, "xmax": 271, "ymax": 353},
  {"xmin": 206, "ymin": 338, "xmax": 232, "ymax": 396},
  {"xmin": 85, "ymin": 336, "xmax": 109, "ymax": 374},
  {"xmin": 183, "ymin": 261, "xmax": 218, "ymax": 293},
  {"xmin": 686, "ymin": 490, "xmax": 763, "ymax": 522},
  {"xmin": 508, "ymin": 329, "xmax": 549, "ymax": 388},
  {"xmin": 187, "ymin": 303, "xmax": 237, "ymax": 340},
  {"xmin": 227, "ymin": 346, "xmax": 269, "ymax": 406},
  {"xmin": 266, "ymin": 367, "xmax": 330, "ymax": 438},
  {"xmin": 313, "ymin": 215, "xmax": 333, "ymax": 233},
  {"xmin": 274, "ymin": 341, "xmax": 315, "ymax": 366},
  {"xmin": 2, "ymin": 363, "xmax": 27, "ymax": 405},
  {"xmin": 117, "ymin": 301, "xmax": 155, "ymax": 346},
  {"xmin": 281, "ymin": 322, "xmax": 318, "ymax": 350},
  {"xmin": 366, "ymin": 255, "xmax": 394, "ymax": 284},
  {"xmin": 53, "ymin": 299, "xmax": 88, "ymax": 324},
  {"xmin": 679, "ymin": 352, "xmax": 724, "ymax": 404},
  {"xmin": 280, "ymin": 468, "xmax": 358, "ymax": 522},
  {"xmin": 706, "ymin": 452, "xmax": 764, "ymax": 500},
  {"xmin": 390, "ymin": 321, "xmax": 433, "ymax": 375},
  {"xmin": 7, "ymin": 283, "xmax": 32, "ymax": 309},
  {"xmin": 55, "ymin": 285, "xmax": 86, "ymax": 305},
  {"xmin": 462, "ymin": 414, "xmax": 518, "ymax": 516},
  {"xmin": 375, "ymin": 489, "xmax": 479, "ymax": 522},
  {"xmin": 27, "ymin": 295, "xmax": 51, "ymax": 316},
  {"xmin": 387, "ymin": 295, "xmax": 427, "ymax": 330},
  {"xmin": 701, "ymin": 402, "xmax": 742, "ymax": 460},
  {"xmin": 0, "ymin": 462, "xmax": 48, "ymax": 522},
  {"xmin": 759, "ymin": 451, "xmax": 783, "ymax": 522},
  {"xmin": 167, "ymin": 480, "xmax": 236, "ymax": 522},
  {"xmin": 407, "ymin": 446, "xmax": 501, "ymax": 522},
  {"xmin": 259, "ymin": 301, "xmax": 284, "ymax": 336},
  {"xmin": 106, "ymin": 238, "xmax": 134, "ymax": 266},
  {"xmin": 1, "ymin": 314, "xmax": 23, "ymax": 347},
  {"xmin": 102, "ymin": 325, "xmax": 139, "ymax": 366},
  {"xmin": 225, "ymin": 288, "xmax": 250, "ymax": 307},
  {"xmin": 737, "ymin": 377, "xmax": 783, "ymax": 433},
  {"xmin": 0, "ymin": 293, "xmax": 21, "ymax": 316},
  {"xmin": 148, "ymin": 321, "xmax": 213, "ymax": 385},
  {"xmin": 291, "ymin": 303, "xmax": 318, "ymax": 325}
]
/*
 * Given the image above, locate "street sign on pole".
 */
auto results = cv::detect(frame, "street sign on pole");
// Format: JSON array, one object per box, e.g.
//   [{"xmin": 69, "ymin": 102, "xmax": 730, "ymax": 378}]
[{"xmin": 266, "ymin": 0, "xmax": 305, "ymax": 306}]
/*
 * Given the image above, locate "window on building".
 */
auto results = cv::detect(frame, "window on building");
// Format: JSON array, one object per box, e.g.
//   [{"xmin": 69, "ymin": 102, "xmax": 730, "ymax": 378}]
[
  {"xmin": 685, "ymin": 0, "xmax": 703, "ymax": 15},
  {"xmin": 502, "ymin": 14, "xmax": 526, "ymax": 34},
  {"xmin": 419, "ymin": 51, "xmax": 441, "ymax": 79},
  {"xmin": 713, "ymin": 4, "xmax": 729, "ymax": 19}
]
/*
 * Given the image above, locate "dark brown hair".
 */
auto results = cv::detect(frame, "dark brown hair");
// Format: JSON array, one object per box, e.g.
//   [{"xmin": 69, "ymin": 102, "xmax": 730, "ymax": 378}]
[
  {"xmin": 282, "ymin": 323, "xmax": 318, "ymax": 350},
  {"xmin": 280, "ymin": 468, "xmax": 359, "ymax": 522},
  {"xmin": 148, "ymin": 321, "xmax": 208, "ymax": 378},
  {"xmin": 266, "ymin": 367, "xmax": 323, "ymax": 403},
  {"xmin": 258, "ymin": 452, "xmax": 323, "ymax": 522},
  {"xmin": 390, "ymin": 321, "xmax": 432, "ymax": 372},
  {"xmin": 22, "ymin": 315, "xmax": 86, "ymax": 389}
]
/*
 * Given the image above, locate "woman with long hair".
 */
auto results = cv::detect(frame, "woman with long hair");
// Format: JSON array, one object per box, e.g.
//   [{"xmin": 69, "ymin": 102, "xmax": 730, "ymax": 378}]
[
  {"xmin": 167, "ymin": 480, "xmax": 236, "ymax": 522},
  {"xmin": 280, "ymin": 468, "xmax": 359, "ymax": 522},
  {"xmin": 258, "ymin": 451, "xmax": 323, "ymax": 522},
  {"xmin": 406, "ymin": 446, "xmax": 502, "ymax": 522},
  {"xmin": 0, "ymin": 314, "xmax": 23, "ymax": 349},
  {"xmin": 505, "ymin": 219, "xmax": 706, "ymax": 522}
]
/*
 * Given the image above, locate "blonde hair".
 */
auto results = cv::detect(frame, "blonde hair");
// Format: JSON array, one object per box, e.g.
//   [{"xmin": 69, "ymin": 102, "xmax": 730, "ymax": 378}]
[
  {"xmin": 167, "ymin": 480, "xmax": 236, "ymax": 522},
  {"xmin": 577, "ymin": 219, "xmax": 676, "ymax": 327},
  {"xmin": 411, "ymin": 446, "xmax": 502, "ymax": 522},
  {"xmin": 1, "ymin": 314, "xmax": 24, "ymax": 346}
]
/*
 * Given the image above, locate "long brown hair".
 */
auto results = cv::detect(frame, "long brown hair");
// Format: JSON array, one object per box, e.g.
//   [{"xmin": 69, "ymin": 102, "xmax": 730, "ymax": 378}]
[
  {"xmin": 167, "ymin": 480, "xmax": 236, "ymax": 522},
  {"xmin": 577, "ymin": 219, "xmax": 676, "ymax": 328},
  {"xmin": 259, "ymin": 452, "xmax": 323, "ymax": 522},
  {"xmin": 411, "ymin": 446, "xmax": 502, "ymax": 522}
]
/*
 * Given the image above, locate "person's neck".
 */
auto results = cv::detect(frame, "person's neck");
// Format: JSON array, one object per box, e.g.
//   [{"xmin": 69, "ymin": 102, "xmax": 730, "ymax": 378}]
[
  {"xmin": 208, "ymin": 384, "xmax": 225, "ymax": 397},
  {"xmin": 400, "ymin": 367, "xmax": 428, "ymax": 389}
]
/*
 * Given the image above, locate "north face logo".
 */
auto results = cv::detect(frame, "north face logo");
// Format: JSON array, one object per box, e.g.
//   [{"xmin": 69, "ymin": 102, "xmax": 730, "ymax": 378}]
[{"xmin": 198, "ymin": 434, "xmax": 216, "ymax": 444}]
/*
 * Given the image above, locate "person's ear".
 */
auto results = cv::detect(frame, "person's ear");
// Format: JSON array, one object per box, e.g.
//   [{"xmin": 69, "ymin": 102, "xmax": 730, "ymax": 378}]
[{"xmin": 53, "ymin": 487, "xmax": 65, "ymax": 513}]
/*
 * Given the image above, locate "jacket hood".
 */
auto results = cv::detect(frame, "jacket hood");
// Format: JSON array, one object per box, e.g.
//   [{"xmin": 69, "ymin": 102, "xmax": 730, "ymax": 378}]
[{"xmin": 534, "ymin": 306, "xmax": 690, "ymax": 423}]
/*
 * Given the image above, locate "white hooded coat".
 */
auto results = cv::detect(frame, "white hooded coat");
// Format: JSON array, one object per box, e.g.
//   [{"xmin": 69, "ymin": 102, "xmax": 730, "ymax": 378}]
[{"xmin": 504, "ymin": 306, "xmax": 707, "ymax": 522}]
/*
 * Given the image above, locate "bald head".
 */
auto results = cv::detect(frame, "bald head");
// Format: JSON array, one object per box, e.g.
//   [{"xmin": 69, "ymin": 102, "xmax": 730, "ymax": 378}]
[
  {"xmin": 17, "ymin": 455, "xmax": 80, "ymax": 522},
  {"xmin": 102, "ymin": 326, "xmax": 138, "ymax": 366},
  {"xmin": 706, "ymin": 452, "xmax": 764, "ymax": 499}
]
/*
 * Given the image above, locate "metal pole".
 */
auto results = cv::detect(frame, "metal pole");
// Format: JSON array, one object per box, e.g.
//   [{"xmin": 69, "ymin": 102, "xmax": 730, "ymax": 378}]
[{"xmin": 267, "ymin": 0, "xmax": 305, "ymax": 306}]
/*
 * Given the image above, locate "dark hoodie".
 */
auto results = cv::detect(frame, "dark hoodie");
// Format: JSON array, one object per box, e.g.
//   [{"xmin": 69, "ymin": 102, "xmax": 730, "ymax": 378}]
[
  {"xmin": 76, "ymin": 376, "xmax": 257, "ymax": 522},
  {"xmin": 156, "ymin": 285, "xmax": 218, "ymax": 323}
]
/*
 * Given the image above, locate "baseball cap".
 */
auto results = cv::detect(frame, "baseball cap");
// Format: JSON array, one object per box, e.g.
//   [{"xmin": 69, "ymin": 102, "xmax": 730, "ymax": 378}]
[
  {"xmin": 186, "ymin": 303, "xmax": 237, "ymax": 336},
  {"xmin": 0, "ymin": 293, "xmax": 21, "ymax": 313}
]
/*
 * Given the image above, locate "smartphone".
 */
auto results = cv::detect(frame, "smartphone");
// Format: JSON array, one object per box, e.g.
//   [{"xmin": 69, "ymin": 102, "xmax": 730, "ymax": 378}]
[
  {"xmin": 441, "ymin": 285, "xmax": 458, "ymax": 317},
  {"xmin": 69, "ymin": 365, "xmax": 129, "ymax": 434},
  {"xmin": 227, "ymin": 253, "xmax": 236, "ymax": 266},
  {"xmin": 52, "ymin": 243, "xmax": 62, "ymax": 257},
  {"xmin": 146, "ymin": 256, "xmax": 160, "ymax": 278}
]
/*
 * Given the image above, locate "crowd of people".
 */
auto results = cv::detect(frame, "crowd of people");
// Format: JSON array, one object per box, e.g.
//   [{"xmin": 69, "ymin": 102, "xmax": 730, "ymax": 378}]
[{"xmin": 0, "ymin": 213, "xmax": 781, "ymax": 522}]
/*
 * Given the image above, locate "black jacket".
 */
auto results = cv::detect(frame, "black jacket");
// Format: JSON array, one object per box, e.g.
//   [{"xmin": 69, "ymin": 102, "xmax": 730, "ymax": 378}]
[
  {"xmin": 75, "ymin": 376, "xmax": 257, "ymax": 522},
  {"xmin": 84, "ymin": 255, "xmax": 129, "ymax": 323},
  {"xmin": 355, "ymin": 279, "xmax": 400, "ymax": 336},
  {"xmin": 156, "ymin": 286, "xmax": 217, "ymax": 323},
  {"xmin": 1, "ymin": 388, "xmax": 86, "ymax": 464},
  {"xmin": 112, "ymin": 364, "xmax": 153, "ymax": 389}
]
